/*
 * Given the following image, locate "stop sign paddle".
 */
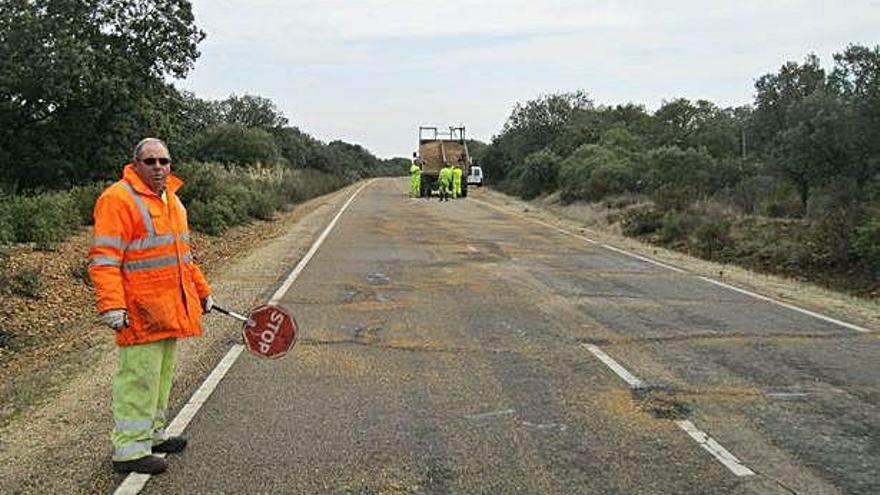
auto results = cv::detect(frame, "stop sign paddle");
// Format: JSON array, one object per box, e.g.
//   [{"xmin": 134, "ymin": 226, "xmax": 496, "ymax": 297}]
[{"xmin": 213, "ymin": 304, "xmax": 298, "ymax": 359}]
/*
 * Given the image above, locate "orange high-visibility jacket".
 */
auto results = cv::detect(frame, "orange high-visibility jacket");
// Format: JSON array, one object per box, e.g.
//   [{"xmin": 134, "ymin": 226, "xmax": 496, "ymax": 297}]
[{"xmin": 88, "ymin": 164, "xmax": 211, "ymax": 346}]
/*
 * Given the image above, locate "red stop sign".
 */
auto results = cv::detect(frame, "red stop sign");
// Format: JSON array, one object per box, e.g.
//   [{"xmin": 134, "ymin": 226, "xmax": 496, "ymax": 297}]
[{"xmin": 242, "ymin": 304, "xmax": 297, "ymax": 359}]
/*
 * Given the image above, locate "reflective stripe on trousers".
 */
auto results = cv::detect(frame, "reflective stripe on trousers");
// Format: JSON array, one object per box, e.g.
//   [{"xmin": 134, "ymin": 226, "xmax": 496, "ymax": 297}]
[{"xmin": 112, "ymin": 338, "xmax": 178, "ymax": 461}]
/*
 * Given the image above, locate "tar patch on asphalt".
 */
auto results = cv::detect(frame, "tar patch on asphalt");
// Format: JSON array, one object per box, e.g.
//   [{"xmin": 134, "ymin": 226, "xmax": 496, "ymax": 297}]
[{"xmin": 632, "ymin": 385, "xmax": 693, "ymax": 420}]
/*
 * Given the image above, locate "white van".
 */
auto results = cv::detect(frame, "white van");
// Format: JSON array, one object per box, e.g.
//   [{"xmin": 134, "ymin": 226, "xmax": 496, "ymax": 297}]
[{"xmin": 467, "ymin": 166, "xmax": 483, "ymax": 187}]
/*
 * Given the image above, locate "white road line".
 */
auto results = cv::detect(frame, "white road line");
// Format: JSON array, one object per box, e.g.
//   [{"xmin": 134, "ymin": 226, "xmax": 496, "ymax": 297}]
[
  {"xmin": 699, "ymin": 277, "xmax": 870, "ymax": 333},
  {"xmin": 269, "ymin": 180, "xmax": 372, "ymax": 304},
  {"xmin": 676, "ymin": 420, "xmax": 756, "ymax": 476},
  {"xmin": 466, "ymin": 408, "xmax": 517, "ymax": 420},
  {"xmin": 582, "ymin": 343, "xmax": 644, "ymax": 388},
  {"xmin": 599, "ymin": 243, "xmax": 687, "ymax": 273},
  {"xmin": 580, "ymin": 343, "xmax": 754, "ymax": 477},
  {"xmin": 114, "ymin": 181, "xmax": 371, "ymax": 495}
]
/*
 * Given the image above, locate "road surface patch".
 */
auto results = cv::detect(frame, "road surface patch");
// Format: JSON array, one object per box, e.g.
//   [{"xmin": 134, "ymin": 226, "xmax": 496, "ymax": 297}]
[{"xmin": 581, "ymin": 343, "xmax": 755, "ymax": 477}]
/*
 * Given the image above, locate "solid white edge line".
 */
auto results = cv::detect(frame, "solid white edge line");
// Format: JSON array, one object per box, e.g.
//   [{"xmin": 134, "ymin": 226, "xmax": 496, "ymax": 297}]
[
  {"xmin": 269, "ymin": 180, "xmax": 372, "ymax": 304},
  {"xmin": 581, "ymin": 343, "xmax": 754, "ymax": 477},
  {"xmin": 473, "ymin": 197, "xmax": 870, "ymax": 333},
  {"xmin": 699, "ymin": 277, "xmax": 869, "ymax": 333},
  {"xmin": 582, "ymin": 343, "xmax": 644, "ymax": 388},
  {"xmin": 676, "ymin": 420, "xmax": 755, "ymax": 477},
  {"xmin": 599, "ymin": 243, "xmax": 687, "ymax": 273},
  {"xmin": 114, "ymin": 181, "xmax": 370, "ymax": 495}
]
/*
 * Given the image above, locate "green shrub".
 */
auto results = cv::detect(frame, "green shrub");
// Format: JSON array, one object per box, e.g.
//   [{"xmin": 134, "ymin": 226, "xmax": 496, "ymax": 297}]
[
  {"xmin": 5, "ymin": 193, "xmax": 78, "ymax": 250},
  {"xmin": 2, "ymin": 268, "xmax": 42, "ymax": 298},
  {"xmin": 621, "ymin": 205, "xmax": 663, "ymax": 237},
  {"xmin": 695, "ymin": 219, "xmax": 733, "ymax": 260},
  {"xmin": 558, "ymin": 144, "xmax": 636, "ymax": 202},
  {"xmin": 586, "ymin": 160, "xmax": 636, "ymax": 200},
  {"xmin": 188, "ymin": 199, "xmax": 231, "ymax": 235},
  {"xmin": 68, "ymin": 182, "xmax": 109, "ymax": 225},
  {"xmin": 853, "ymin": 219, "xmax": 880, "ymax": 273},
  {"xmin": 0, "ymin": 200, "xmax": 13, "ymax": 246},
  {"xmin": 660, "ymin": 211, "xmax": 695, "ymax": 244},
  {"xmin": 517, "ymin": 149, "xmax": 561, "ymax": 199}
]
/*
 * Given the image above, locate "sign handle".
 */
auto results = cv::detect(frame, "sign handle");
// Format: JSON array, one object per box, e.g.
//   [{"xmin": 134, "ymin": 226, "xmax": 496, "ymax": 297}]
[{"xmin": 213, "ymin": 304, "xmax": 252, "ymax": 324}]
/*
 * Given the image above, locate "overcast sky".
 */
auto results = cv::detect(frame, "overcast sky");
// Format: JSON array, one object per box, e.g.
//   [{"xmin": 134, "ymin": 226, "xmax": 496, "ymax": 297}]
[{"xmin": 177, "ymin": 1, "xmax": 880, "ymax": 158}]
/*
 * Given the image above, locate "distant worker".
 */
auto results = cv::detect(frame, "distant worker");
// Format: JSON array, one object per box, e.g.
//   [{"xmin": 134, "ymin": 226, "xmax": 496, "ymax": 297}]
[
  {"xmin": 438, "ymin": 162, "xmax": 453, "ymax": 202},
  {"xmin": 452, "ymin": 164, "xmax": 463, "ymax": 199},
  {"xmin": 410, "ymin": 152, "xmax": 421, "ymax": 198},
  {"xmin": 88, "ymin": 138, "xmax": 213, "ymax": 475}
]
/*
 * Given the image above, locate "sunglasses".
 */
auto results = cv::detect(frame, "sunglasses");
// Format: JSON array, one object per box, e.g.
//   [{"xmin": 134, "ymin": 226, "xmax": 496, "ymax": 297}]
[{"xmin": 140, "ymin": 157, "xmax": 172, "ymax": 166}]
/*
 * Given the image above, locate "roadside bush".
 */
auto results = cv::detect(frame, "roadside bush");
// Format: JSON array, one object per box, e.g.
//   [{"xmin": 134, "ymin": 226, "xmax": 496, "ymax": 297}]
[
  {"xmin": 0, "ymin": 267, "xmax": 42, "ymax": 299},
  {"xmin": 187, "ymin": 199, "xmax": 232, "ymax": 235},
  {"xmin": 621, "ymin": 205, "xmax": 663, "ymax": 237},
  {"xmin": 559, "ymin": 144, "xmax": 634, "ymax": 202},
  {"xmin": 0, "ymin": 201, "xmax": 13, "ymax": 246},
  {"xmin": 68, "ymin": 182, "xmax": 109, "ymax": 225},
  {"xmin": 586, "ymin": 160, "xmax": 636, "ymax": 200},
  {"xmin": 660, "ymin": 211, "xmax": 696, "ymax": 244},
  {"xmin": 645, "ymin": 146, "xmax": 717, "ymax": 200},
  {"xmin": 5, "ymin": 193, "xmax": 78, "ymax": 250},
  {"xmin": 695, "ymin": 219, "xmax": 733, "ymax": 260},
  {"xmin": 517, "ymin": 149, "xmax": 561, "ymax": 199},
  {"xmin": 853, "ymin": 219, "xmax": 880, "ymax": 274}
]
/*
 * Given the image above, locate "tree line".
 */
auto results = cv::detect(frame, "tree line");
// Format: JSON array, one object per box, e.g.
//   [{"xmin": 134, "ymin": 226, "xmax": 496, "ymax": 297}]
[
  {"xmin": 0, "ymin": 0, "xmax": 403, "ymax": 193},
  {"xmin": 474, "ymin": 45, "xmax": 880, "ymax": 294}
]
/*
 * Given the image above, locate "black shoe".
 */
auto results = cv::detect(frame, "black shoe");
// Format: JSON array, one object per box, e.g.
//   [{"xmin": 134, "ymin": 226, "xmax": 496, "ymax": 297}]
[
  {"xmin": 153, "ymin": 436, "xmax": 187, "ymax": 454},
  {"xmin": 113, "ymin": 455, "xmax": 167, "ymax": 474}
]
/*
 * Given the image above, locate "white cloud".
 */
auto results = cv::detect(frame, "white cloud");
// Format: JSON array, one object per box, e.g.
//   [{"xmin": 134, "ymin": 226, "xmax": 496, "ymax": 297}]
[{"xmin": 180, "ymin": 1, "xmax": 880, "ymax": 157}]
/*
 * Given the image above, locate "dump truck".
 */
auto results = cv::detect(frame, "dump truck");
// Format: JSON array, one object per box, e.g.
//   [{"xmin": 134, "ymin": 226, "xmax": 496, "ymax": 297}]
[{"xmin": 418, "ymin": 126, "xmax": 471, "ymax": 198}]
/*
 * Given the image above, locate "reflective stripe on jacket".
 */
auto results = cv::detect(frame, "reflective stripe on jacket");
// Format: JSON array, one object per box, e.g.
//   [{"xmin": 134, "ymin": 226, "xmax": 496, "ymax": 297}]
[{"xmin": 89, "ymin": 164, "xmax": 211, "ymax": 346}]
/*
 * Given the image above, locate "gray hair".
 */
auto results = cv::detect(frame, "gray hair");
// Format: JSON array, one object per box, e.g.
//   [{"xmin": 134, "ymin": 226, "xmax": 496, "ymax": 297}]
[{"xmin": 132, "ymin": 137, "xmax": 169, "ymax": 162}]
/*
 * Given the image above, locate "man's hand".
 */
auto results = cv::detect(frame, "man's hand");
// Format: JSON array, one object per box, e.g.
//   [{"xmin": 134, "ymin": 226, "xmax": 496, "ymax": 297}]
[
  {"xmin": 99, "ymin": 309, "xmax": 128, "ymax": 331},
  {"xmin": 201, "ymin": 295, "xmax": 214, "ymax": 314}
]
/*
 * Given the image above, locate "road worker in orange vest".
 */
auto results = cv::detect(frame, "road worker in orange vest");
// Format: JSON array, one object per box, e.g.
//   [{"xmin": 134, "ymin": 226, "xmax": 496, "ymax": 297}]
[{"xmin": 88, "ymin": 138, "xmax": 213, "ymax": 475}]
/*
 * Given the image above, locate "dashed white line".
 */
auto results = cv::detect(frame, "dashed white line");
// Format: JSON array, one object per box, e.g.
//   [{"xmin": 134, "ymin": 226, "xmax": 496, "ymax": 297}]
[
  {"xmin": 676, "ymin": 420, "xmax": 756, "ymax": 476},
  {"xmin": 580, "ymin": 343, "xmax": 754, "ymax": 477},
  {"xmin": 114, "ymin": 181, "xmax": 371, "ymax": 495},
  {"xmin": 582, "ymin": 343, "xmax": 643, "ymax": 388}
]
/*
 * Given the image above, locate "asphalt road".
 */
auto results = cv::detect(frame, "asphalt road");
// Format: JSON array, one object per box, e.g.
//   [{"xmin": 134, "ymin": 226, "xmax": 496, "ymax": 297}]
[{"xmin": 141, "ymin": 178, "xmax": 878, "ymax": 495}]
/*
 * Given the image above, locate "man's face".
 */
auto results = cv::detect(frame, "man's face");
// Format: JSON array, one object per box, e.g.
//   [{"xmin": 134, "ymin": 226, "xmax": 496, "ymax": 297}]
[{"xmin": 133, "ymin": 142, "xmax": 171, "ymax": 194}]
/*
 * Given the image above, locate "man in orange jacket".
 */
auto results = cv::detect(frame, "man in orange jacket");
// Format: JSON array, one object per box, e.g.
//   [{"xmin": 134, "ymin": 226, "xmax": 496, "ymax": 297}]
[{"xmin": 88, "ymin": 138, "xmax": 213, "ymax": 475}]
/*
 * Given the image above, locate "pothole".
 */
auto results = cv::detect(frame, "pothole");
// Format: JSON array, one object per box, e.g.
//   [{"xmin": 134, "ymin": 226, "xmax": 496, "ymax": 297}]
[{"xmin": 632, "ymin": 385, "xmax": 692, "ymax": 420}]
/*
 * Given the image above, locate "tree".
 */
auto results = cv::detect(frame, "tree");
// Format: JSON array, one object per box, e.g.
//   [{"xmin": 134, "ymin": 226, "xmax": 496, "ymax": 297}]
[
  {"xmin": 217, "ymin": 94, "xmax": 289, "ymax": 129},
  {"xmin": 193, "ymin": 124, "xmax": 282, "ymax": 165},
  {"xmin": 830, "ymin": 44, "xmax": 880, "ymax": 186},
  {"xmin": 771, "ymin": 90, "xmax": 854, "ymax": 211},
  {"xmin": 0, "ymin": 0, "xmax": 204, "ymax": 190}
]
